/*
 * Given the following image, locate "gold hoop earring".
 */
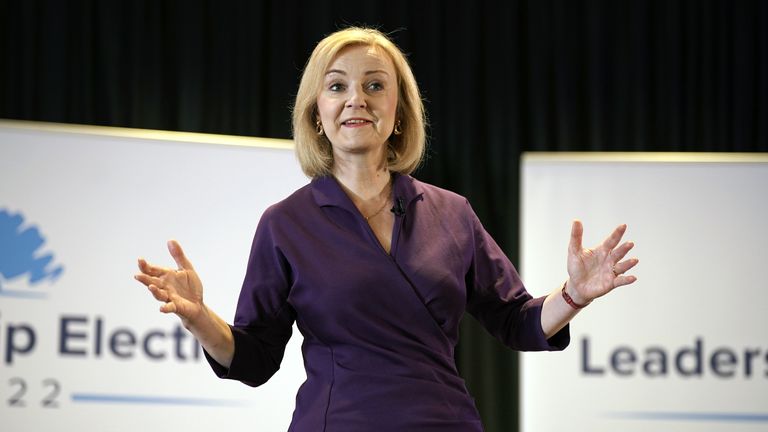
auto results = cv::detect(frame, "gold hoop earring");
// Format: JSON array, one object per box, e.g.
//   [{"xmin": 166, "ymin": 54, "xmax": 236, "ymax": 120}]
[
  {"xmin": 316, "ymin": 120, "xmax": 324, "ymax": 136},
  {"xmin": 393, "ymin": 120, "xmax": 402, "ymax": 136}
]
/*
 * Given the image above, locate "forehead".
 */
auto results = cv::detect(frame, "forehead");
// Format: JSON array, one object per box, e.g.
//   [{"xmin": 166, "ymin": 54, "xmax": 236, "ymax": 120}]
[{"xmin": 326, "ymin": 44, "xmax": 396, "ymax": 75}]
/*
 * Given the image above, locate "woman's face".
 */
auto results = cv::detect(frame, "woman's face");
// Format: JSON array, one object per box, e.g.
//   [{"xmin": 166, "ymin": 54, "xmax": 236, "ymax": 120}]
[{"xmin": 316, "ymin": 44, "xmax": 399, "ymax": 158}]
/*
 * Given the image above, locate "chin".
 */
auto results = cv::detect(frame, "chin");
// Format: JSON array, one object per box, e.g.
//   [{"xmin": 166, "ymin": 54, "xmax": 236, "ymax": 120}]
[{"xmin": 336, "ymin": 138, "xmax": 386, "ymax": 151}]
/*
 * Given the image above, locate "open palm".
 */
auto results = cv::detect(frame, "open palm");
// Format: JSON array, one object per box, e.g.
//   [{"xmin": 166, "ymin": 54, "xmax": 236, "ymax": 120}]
[
  {"xmin": 134, "ymin": 240, "xmax": 205, "ymax": 327},
  {"xmin": 567, "ymin": 221, "xmax": 638, "ymax": 304}
]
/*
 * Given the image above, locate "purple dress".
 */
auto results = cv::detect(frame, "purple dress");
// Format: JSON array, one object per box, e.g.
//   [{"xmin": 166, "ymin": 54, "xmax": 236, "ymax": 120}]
[{"xmin": 205, "ymin": 174, "xmax": 569, "ymax": 431}]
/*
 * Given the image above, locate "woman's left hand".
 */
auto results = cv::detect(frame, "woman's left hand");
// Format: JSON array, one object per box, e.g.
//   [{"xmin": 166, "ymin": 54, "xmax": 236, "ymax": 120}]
[{"xmin": 566, "ymin": 220, "xmax": 639, "ymax": 304}]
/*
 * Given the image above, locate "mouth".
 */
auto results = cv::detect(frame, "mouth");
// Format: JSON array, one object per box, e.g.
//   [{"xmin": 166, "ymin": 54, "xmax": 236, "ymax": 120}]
[{"xmin": 341, "ymin": 118, "xmax": 373, "ymax": 127}]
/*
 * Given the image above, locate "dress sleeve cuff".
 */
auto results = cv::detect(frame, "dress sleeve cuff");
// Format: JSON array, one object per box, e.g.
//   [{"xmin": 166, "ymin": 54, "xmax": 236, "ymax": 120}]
[
  {"xmin": 523, "ymin": 295, "xmax": 571, "ymax": 351},
  {"xmin": 203, "ymin": 324, "xmax": 290, "ymax": 387},
  {"xmin": 202, "ymin": 325, "xmax": 259, "ymax": 381}
]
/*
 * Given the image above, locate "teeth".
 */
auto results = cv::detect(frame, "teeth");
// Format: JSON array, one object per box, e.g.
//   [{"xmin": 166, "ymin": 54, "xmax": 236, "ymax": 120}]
[{"xmin": 344, "ymin": 119, "xmax": 368, "ymax": 124}]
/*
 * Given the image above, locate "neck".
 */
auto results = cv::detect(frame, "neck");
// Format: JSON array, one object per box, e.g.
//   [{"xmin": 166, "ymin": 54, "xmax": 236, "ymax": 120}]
[{"xmin": 332, "ymin": 149, "xmax": 390, "ymax": 201}]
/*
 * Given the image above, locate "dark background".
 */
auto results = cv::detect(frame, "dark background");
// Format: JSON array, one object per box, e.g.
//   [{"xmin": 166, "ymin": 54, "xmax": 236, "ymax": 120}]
[{"xmin": 2, "ymin": 1, "xmax": 766, "ymax": 430}]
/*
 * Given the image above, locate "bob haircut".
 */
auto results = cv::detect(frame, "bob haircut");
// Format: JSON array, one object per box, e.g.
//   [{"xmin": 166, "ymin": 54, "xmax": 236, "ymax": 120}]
[{"xmin": 292, "ymin": 27, "xmax": 426, "ymax": 178}]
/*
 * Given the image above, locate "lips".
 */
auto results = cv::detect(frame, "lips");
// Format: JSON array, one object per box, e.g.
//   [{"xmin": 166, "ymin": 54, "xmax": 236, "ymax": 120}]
[{"xmin": 341, "ymin": 118, "xmax": 372, "ymax": 126}]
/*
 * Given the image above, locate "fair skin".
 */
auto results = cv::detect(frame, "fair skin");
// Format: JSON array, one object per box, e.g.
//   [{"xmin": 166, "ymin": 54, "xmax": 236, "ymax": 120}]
[
  {"xmin": 135, "ymin": 242, "xmax": 233, "ymax": 367},
  {"xmin": 317, "ymin": 44, "xmax": 398, "ymax": 251},
  {"xmin": 541, "ymin": 221, "xmax": 639, "ymax": 338},
  {"xmin": 133, "ymin": 43, "xmax": 638, "ymax": 368}
]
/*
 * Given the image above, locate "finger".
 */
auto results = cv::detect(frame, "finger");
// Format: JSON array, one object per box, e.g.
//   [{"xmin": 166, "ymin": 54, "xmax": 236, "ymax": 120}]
[
  {"xmin": 147, "ymin": 284, "xmax": 172, "ymax": 303},
  {"xmin": 613, "ymin": 274, "xmax": 637, "ymax": 288},
  {"xmin": 602, "ymin": 224, "xmax": 627, "ymax": 251},
  {"xmin": 138, "ymin": 258, "xmax": 169, "ymax": 277},
  {"xmin": 613, "ymin": 257, "xmax": 639, "ymax": 275},
  {"xmin": 609, "ymin": 241, "xmax": 635, "ymax": 263},
  {"xmin": 160, "ymin": 301, "xmax": 177, "ymax": 314},
  {"xmin": 134, "ymin": 273, "xmax": 151, "ymax": 288},
  {"xmin": 134, "ymin": 273, "xmax": 163, "ymax": 289},
  {"xmin": 569, "ymin": 220, "xmax": 584, "ymax": 255},
  {"xmin": 167, "ymin": 239, "xmax": 194, "ymax": 271}
]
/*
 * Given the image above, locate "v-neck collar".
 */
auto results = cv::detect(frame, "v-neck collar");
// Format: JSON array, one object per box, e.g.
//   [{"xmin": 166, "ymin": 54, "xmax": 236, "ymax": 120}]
[{"xmin": 310, "ymin": 172, "xmax": 424, "ymax": 215}]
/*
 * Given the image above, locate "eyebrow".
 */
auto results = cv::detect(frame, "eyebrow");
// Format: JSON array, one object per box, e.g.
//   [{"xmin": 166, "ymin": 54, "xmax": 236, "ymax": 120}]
[{"xmin": 325, "ymin": 69, "xmax": 390, "ymax": 77}]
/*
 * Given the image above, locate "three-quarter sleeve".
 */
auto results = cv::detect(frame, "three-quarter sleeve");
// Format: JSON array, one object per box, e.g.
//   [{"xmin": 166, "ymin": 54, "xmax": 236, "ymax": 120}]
[
  {"xmin": 463, "ymin": 202, "xmax": 569, "ymax": 351},
  {"xmin": 204, "ymin": 206, "xmax": 296, "ymax": 386}
]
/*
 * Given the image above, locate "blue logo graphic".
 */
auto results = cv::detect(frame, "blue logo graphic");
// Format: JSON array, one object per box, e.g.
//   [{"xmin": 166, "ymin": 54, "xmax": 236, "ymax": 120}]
[{"xmin": 0, "ymin": 208, "xmax": 64, "ymax": 298}]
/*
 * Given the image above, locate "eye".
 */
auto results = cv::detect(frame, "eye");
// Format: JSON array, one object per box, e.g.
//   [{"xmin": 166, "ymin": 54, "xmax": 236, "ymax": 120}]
[
  {"xmin": 329, "ymin": 82, "xmax": 346, "ymax": 92},
  {"xmin": 367, "ymin": 81, "xmax": 384, "ymax": 91}
]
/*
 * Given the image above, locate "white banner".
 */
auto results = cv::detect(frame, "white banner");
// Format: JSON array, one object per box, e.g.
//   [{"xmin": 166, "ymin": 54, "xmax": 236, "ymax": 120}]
[
  {"xmin": 0, "ymin": 120, "xmax": 307, "ymax": 431},
  {"xmin": 520, "ymin": 153, "xmax": 768, "ymax": 432}
]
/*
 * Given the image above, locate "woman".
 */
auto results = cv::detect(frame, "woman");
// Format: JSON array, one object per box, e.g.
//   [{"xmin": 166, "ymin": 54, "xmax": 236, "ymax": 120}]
[{"xmin": 134, "ymin": 27, "xmax": 638, "ymax": 431}]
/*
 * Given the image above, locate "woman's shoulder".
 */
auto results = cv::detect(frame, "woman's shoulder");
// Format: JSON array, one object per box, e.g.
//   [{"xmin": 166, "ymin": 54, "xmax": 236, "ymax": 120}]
[
  {"xmin": 406, "ymin": 176, "xmax": 470, "ymax": 210},
  {"xmin": 258, "ymin": 182, "xmax": 315, "ymax": 223}
]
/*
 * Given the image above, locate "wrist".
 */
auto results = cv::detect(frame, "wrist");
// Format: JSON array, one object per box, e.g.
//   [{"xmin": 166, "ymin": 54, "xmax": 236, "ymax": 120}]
[
  {"xmin": 561, "ymin": 280, "xmax": 590, "ymax": 309},
  {"xmin": 181, "ymin": 303, "xmax": 210, "ymax": 332}
]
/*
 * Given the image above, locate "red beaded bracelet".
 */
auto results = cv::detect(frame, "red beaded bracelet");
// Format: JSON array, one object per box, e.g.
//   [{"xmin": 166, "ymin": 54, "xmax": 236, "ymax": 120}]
[{"xmin": 561, "ymin": 282, "xmax": 590, "ymax": 309}]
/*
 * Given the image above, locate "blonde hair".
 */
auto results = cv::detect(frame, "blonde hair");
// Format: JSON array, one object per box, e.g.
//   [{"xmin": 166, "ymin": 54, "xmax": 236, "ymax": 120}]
[{"xmin": 292, "ymin": 27, "xmax": 426, "ymax": 178}]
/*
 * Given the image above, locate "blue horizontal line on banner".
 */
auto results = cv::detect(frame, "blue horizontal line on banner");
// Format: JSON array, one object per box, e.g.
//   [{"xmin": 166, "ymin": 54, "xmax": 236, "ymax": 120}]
[
  {"xmin": 71, "ymin": 393, "xmax": 248, "ymax": 407},
  {"xmin": 0, "ymin": 289, "xmax": 47, "ymax": 299},
  {"xmin": 607, "ymin": 412, "xmax": 768, "ymax": 422}
]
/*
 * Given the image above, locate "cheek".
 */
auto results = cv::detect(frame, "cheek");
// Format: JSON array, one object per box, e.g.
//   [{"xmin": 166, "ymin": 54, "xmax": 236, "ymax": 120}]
[
  {"xmin": 316, "ymin": 95, "xmax": 340, "ymax": 121},
  {"xmin": 384, "ymin": 93, "xmax": 399, "ymax": 119},
  {"xmin": 316, "ymin": 98, "xmax": 331, "ymax": 120}
]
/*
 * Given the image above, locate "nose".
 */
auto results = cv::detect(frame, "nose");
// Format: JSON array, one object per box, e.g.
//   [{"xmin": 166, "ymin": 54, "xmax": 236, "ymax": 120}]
[{"xmin": 346, "ymin": 85, "xmax": 367, "ymax": 109}]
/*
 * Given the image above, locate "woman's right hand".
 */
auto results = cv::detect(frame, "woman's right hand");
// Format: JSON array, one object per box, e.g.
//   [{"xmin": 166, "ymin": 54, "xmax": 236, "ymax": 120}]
[{"xmin": 135, "ymin": 240, "xmax": 205, "ymax": 329}]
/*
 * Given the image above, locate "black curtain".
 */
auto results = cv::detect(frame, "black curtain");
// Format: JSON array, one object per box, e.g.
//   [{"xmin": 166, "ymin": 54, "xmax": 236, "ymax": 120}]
[{"xmin": 2, "ymin": 1, "xmax": 766, "ymax": 430}]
